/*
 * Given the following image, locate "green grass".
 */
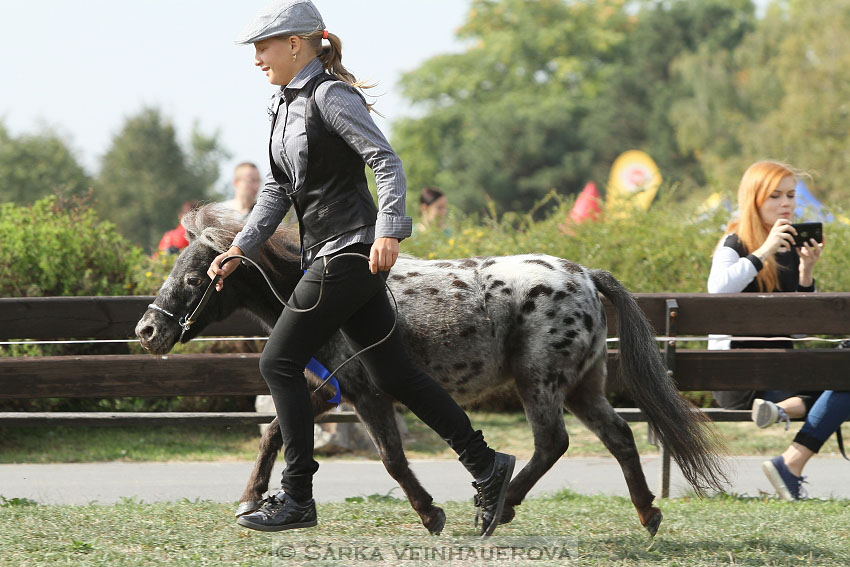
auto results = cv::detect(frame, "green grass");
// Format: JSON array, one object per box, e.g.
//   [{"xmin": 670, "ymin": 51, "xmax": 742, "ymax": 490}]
[
  {"xmin": 2, "ymin": 412, "xmax": 848, "ymax": 464},
  {"xmin": 0, "ymin": 424, "xmax": 263, "ymax": 464},
  {"xmin": 0, "ymin": 492, "xmax": 848, "ymax": 566}
]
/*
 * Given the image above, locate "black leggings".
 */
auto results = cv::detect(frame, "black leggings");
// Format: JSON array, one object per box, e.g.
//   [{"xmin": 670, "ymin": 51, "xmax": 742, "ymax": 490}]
[{"xmin": 258, "ymin": 243, "xmax": 494, "ymax": 501}]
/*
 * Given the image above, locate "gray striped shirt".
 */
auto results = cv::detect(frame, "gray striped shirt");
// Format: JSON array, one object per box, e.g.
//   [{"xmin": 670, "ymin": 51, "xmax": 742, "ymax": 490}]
[{"xmin": 232, "ymin": 57, "xmax": 412, "ymax": 265}]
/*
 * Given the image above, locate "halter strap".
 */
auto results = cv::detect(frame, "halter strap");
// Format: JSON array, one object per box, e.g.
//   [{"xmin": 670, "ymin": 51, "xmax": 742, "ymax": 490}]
[{"xmin": 147, "ymin": 303, "xmax": 178, "ymax": 321}]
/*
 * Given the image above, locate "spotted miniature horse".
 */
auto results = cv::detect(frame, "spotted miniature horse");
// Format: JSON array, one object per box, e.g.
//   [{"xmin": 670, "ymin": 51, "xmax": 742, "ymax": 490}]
[{"xmin": 135, "ymin": 205, "xmax": 727, "ymax": 536}]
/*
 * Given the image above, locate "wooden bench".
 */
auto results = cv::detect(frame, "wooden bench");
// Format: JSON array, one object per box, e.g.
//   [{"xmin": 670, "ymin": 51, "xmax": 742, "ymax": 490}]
[
  {"xmin": 2, "ymin": 293, "xmax": 850, "ymax": 496},
  {"xmin": 0, "ymin": 296, "xmax": 356, "ymax": 426}
]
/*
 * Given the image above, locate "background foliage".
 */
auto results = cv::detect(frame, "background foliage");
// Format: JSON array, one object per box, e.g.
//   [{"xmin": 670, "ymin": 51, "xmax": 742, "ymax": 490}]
[
  {"xmin": 0, "ymin": 122, "xmax": 92, "ymax": 204},
  {"xmin": 95, "ymin": 107, "xmax": 228, "ymax": 251},
  {"xmin": 4, "ymin": 1, "xmax": 850, "ymax": 230},
  {"xmin": 5, "ymin": 0, "xmax": 850, "ymax": 414},
  {"xmin": 405, "ymin": 192, "xmax": 850, "ymax": 293},
  {"xmin": 394, "ymin": 0, "xmax": 850, "ymax": 215},
  {"xmin": 0, "ymin": 196, "xmax": 142, "ymax": 298},
  {"xmin": 0, "ymin": 108, "xmax": 227, "ymax": 253}
]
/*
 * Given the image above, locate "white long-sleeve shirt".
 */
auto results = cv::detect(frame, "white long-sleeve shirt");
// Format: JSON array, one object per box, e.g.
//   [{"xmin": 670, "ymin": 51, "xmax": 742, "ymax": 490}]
[{"xmin": 707, "ymin": 240, "xmax": 761, "ymax": 293}]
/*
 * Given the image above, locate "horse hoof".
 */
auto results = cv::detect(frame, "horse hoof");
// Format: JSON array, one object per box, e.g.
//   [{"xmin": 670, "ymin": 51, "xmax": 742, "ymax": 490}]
[
  {"xmin": 644, "ymin": 510, "xmax": 663, "ymax": 537},
  {"xmin": 426, "ymin": 508, "xmax": 446, "ymax": 536},
  {"xmin": 235, "ymin": 500, "xmax": 262, "ymax": 517},
  {"xmin": 499, "ymin": 506, "xmax": 515, "ymax": 525}
]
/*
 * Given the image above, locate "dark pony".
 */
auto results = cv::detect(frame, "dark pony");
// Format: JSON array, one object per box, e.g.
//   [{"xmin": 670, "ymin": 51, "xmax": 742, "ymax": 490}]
[{"xmin": 136, "ymin": 204, "xmax": 727, "ymax": 536}]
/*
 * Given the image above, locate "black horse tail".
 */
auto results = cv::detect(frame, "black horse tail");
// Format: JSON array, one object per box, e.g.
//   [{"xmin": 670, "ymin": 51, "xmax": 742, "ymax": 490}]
[{"xmin": 590, "ymin": 269, "xmax": 728, "ymax": 495}]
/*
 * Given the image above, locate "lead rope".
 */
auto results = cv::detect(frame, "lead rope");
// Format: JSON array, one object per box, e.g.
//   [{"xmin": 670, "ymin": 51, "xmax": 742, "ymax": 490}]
[
  {"xmin": 178, "ymin": 253, "xmax": 397, "ymax": 396},
  {"xmin": 838, "ymin": 429, "xmax": 849, "ymax": 461}
]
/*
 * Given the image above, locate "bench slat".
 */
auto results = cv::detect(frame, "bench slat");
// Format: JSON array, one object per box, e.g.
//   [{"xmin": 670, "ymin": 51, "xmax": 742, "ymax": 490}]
[
  {"xmin": 0, "ymin": 296, "xmax": 265, "ymax": 340},
  {"xmin": 0, "ymin": 411, "xmax": 359, "ymax": 427},
  {"xmin": 5, "ymin": 293, "xmax": 850, "ymax": 340},
  {"xmin": 0, "ymin": 409, "xmax": 760, "ymax": 427},
  {"xmin": 3, "ymin": 350, "xmax": 850, "ymax": 399},
  {"xmin": 0, "ymin": 354, "xmax": 267, "ymax": 398}
]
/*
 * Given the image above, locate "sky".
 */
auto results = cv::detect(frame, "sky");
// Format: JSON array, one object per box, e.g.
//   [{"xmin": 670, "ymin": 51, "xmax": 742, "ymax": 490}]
[{"xmin": 0, "ymin": 0, "xmax": 470, "ymax": 195}]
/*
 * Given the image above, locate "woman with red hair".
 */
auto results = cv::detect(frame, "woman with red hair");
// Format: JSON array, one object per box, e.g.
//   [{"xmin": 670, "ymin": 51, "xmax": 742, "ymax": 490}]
[{"xmin": 707, "ymin": 161, "xmax": 824, "ymax": 424}]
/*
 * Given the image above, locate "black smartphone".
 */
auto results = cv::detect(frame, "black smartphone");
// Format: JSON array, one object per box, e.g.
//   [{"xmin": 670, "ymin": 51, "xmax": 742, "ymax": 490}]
[{"xmin": 790, "ymin": 222, "xmax": 823, "ymax": 247}]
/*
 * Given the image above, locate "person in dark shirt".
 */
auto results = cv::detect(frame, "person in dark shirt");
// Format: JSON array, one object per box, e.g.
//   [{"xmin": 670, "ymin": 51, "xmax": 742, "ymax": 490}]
[{"xmin": 706, "ymin": 161, "xmax": 824, "ymax": 424}]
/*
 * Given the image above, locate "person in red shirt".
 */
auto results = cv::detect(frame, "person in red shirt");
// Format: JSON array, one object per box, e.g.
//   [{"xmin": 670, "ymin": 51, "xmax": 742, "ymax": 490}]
[{"xmin": 157, "ymin": 200, "xmax": 200, "ymax": 254}]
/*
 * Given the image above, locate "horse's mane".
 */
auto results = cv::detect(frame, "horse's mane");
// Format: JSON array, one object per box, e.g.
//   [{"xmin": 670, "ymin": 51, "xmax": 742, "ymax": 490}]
[{"xmin": 182, "ymin": 203, "xmax": 300, "ymax": 265}]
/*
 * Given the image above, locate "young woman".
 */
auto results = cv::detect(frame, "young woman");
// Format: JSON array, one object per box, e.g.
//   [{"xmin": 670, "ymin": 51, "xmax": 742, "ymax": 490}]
[
  {"xmin": 209, "ymin": 0, "xmax": 514, "ymax": 536},
  {"xmin": 707, "ymin": 161, "xmax": 824, "ymax": 426}
]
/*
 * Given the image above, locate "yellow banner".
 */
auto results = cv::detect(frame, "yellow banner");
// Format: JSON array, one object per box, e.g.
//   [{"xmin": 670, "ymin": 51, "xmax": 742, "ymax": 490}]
[{"xmin": 606, "ymin": 150, "xmax": 662, "ymax": 213}]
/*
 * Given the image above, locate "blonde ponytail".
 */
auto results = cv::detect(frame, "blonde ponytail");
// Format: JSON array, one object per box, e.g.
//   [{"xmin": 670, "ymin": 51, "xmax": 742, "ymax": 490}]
[{"xmin": 300, "ymin": 30, "xmax": 377, "ymax": 111}]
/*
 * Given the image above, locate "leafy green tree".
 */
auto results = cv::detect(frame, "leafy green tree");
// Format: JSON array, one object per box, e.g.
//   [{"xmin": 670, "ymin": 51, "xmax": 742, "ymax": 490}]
[
  {"xmin": 393, "ymin": 0, "xmax": 758, "ymax": 215},
  {"xmin": 394, "ymin": 0, "xmax": 630, "ymax": 214},
  {"xmin": 0, "ymin": 121, "xmax": 92, "ymax": 204},
  {"xmin": 96, "ymin": 107, "xmax": 229, "ymax": 250},
  {"xmin": 670, "ymin": 0, "xmax": 850, "ymax": 200},
  {"xmin": 745, "ymin": 0, "xmax": 850, "ymax": 200},
  {"xmin": 669, "ymin": 1, "xmax": 786, "ymax": 192},
  {"xmin": 585, "ymin": 0, "xmax": 756, "ymax": 191}
]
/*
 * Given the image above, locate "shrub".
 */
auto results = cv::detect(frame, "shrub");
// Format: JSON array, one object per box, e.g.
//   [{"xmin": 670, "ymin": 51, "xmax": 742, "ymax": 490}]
[
  {"xmin": 405, "ymin": 193, "xmax": 850, "ymax": 293},
  {"xmin": 0, "ymin": 197, "xmax": 255, "ymax": 412},
  {"xmin": 0, "ymin": 195, "xmax": 144, "ymax": 297}
]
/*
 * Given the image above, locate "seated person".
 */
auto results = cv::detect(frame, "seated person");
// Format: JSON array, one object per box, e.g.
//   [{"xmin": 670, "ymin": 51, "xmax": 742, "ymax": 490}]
[{"xmin": 706, "ymin": 161, "xmax": 824, "ymax": 427}]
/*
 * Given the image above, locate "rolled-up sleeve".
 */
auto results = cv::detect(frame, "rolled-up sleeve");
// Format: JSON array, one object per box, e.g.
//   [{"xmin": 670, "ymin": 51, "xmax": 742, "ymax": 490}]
[
  {"xmin": 231, "ymin": 167, "xmax": 293, "ymax": 260},
  {"xmin": 315, "ymin": 81, "xmax": 412, "ymax": 240}
]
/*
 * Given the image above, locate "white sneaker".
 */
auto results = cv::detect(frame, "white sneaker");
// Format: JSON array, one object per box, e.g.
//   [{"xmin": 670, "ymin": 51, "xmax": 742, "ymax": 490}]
[{"xmin": 752, "ymin": 398, "xmax": 779, "ymax": 428}]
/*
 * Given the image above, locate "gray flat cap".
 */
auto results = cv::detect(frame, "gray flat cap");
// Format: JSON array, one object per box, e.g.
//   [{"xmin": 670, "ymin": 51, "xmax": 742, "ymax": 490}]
[{"xmin": 235, "ymin": 0, "xmax": 325, "ymax": 45}]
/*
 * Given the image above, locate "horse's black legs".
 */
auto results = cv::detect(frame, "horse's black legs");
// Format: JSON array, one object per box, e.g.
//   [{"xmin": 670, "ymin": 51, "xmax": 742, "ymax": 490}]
[
  {"xmin": 500, "ymin": 371, "xmax": 571, "ymax": 525},
  {"xmin": 352, "ymin": 394, "xmax": 446, "ymax": 535},
  {"xmin": 237, "ymin": 416, "xmax": 283, "ymax": 516},
  {"xmin": 564, "ymin": 358, "xmax": 662, "ymax": 536}
]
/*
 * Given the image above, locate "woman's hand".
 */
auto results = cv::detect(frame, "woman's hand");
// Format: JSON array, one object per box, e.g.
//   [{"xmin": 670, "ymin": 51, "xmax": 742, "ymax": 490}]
[
  {"xmin": 753, "ymin": 219, "xmax": 796, "ymax": 259},
  {"xmin": 207, "ymin": 245, "xmax": 244, "ymax": 292},
  {"xmin": 369, "ymin": 237, "xmax": 399, "ymax": 274},
  {"xmin": 798, "ymin": 237, "xmax": 824, "ymax": 287}
]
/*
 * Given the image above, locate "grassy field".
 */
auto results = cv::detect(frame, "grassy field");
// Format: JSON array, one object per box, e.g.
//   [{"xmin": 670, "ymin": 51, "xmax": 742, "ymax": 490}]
[
  {"xmin": 1, "ymin": 411, "xmax": 848, "ymax": 464},
  {"xmin": 1, "ymin": 491, "xmax": 848, "ymax": 566},
  {"xmin": 3, "ymin": 412, "xmax": 849, "ymax": 566}
]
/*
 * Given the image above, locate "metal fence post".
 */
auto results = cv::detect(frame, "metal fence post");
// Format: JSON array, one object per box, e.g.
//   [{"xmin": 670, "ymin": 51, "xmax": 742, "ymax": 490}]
[{"xmin": 656, "ymin": 298, "xmax": 678, "ymax": 499}]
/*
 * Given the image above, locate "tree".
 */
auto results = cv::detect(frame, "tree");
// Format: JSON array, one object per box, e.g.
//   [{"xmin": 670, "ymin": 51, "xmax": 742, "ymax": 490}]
[
  {"xmin": 393, "ymin": 0, "xmax": 630, "ymax": 214},
  {"xmin": 96, "ymin": 108, "xmax": 229, "ymax": 250},
  {"xmin": 392, "ymin": 0, "xmax": 758, "ymax": 215},
  {"xmin": 669, "ymin": 1, "xmax": 786, "ymax": 191},
  {"xmin": 746, "ymin": 0, "xmax": 850, "ymax": 200},
  {"xmin": 0, "ymin": 121, "xmax": 92, "ymax": 204},
  {"xmin": 585, "ymin": 0, "xmax": 757, "ymax": 191},
  {"xmin": 670, "ymin": 0, "xmax": 850, "ymax": 200}
]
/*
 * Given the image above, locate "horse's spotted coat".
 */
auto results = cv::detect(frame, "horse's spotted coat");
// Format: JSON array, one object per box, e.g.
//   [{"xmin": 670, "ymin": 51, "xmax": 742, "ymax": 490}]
[{"xmin": 135, "ymin": 205, "xmax": 727, "ymax": 539}]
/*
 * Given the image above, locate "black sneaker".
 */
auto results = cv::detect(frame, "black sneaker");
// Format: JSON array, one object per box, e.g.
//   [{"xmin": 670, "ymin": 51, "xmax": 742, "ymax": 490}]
[
  {"xmin": 472, "ymin": 452, "xmax": 516, "ymax": 538},
  {"xmin": 236, "ymin": 490, "xmax": 317, "ymax": 532}
]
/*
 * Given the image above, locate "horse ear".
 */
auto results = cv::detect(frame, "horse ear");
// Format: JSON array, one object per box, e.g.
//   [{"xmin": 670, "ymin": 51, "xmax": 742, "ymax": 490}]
[{"xmin": 181, "ymin": 206, "xmax": 202, "ymax": 241}]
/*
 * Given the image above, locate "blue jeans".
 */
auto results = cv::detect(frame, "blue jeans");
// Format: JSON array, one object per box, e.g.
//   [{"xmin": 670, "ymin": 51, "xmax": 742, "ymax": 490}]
[{"xmin": 794, "ymin": 391, "xmax": 850, "ymax": 453}]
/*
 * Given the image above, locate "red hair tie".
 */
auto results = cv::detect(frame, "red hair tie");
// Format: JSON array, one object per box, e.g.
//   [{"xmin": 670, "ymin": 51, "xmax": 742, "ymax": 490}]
[{"xmin": 322, "ymin": 29, "xmax": 329, "ymax": 40}]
